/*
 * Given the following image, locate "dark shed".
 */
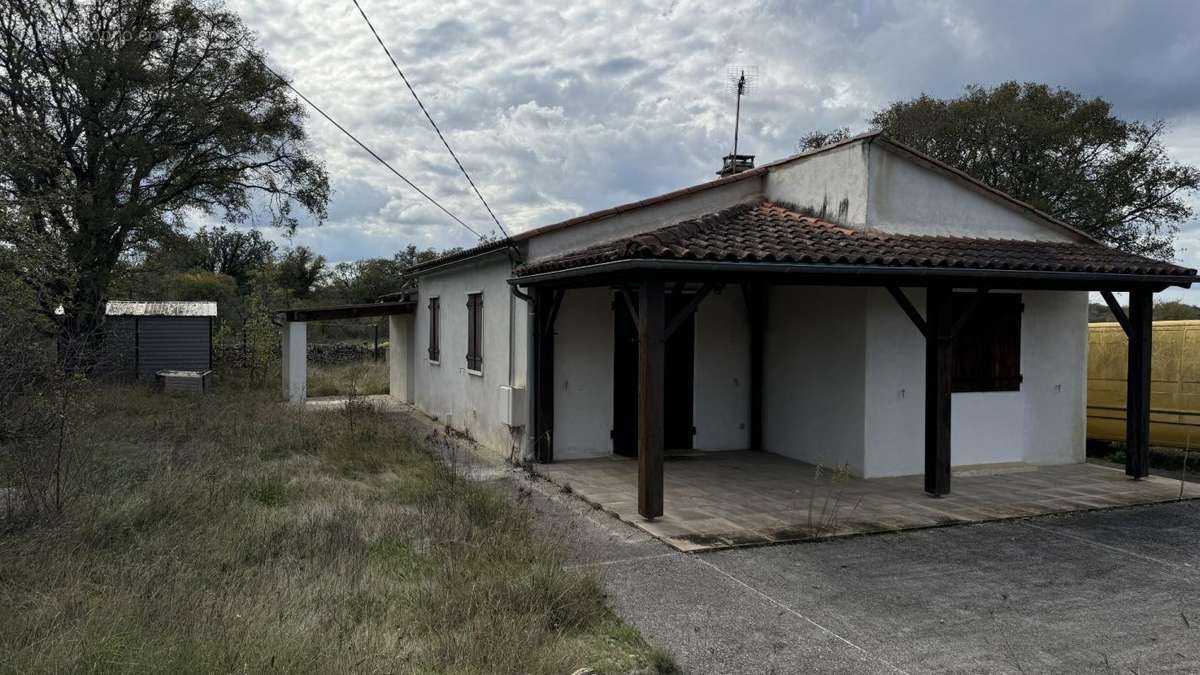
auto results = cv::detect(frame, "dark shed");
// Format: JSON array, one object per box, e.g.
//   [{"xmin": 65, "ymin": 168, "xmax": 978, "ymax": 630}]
[{"xmin": 104, "ymin": 301, "xmax": 216, "ymax": 381}]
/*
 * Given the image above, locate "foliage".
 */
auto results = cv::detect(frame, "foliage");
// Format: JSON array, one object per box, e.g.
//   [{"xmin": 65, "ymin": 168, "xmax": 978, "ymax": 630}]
[
  {"xmin": 1088, "ymin": 299, "xmax": 1200, "ymax": 322},
  {"xmin": 0, "ymin": 385, "xmax": 673, "ymax": 673},
  {"xmin": 275, "ymin": 246, "xmax": 326, "ymax": 299},
  {"xmin": 0, "ymin": 0, "xmax": 329, "ymax": 353},
  {"xmin": 797, "ymin": 127, "xmax": 853, "ymax": 152},
  {"xmin": 801, "ymin": 82, "xmax": 1200, "ymax": 258}
]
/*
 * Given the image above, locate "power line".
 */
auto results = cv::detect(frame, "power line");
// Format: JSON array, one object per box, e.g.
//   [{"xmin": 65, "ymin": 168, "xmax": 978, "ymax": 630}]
[
  {"xmin": 350, "ymin": 0, "xmax": 510, "ymax": 242},
  {"xmin": 176, "ymin": 0, "xmax": 486, "ymax": 241}
]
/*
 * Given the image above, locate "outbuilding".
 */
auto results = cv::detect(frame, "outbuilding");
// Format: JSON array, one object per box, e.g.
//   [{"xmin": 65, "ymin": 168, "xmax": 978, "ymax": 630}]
[{"xmin": 104, "ymin": 301, "xmax": 216, "ymax": 381}]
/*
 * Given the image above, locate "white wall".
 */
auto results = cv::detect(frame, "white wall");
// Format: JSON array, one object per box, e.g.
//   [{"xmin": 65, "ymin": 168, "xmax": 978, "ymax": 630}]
[
  {"xmin": 866, "ymin": 144, "xmax": 1085, "ymax": 242},
  {"xmin": 524, "ymin": 177, "xmax": 763, "ymax": 261},
  {"xmin": 763, "ymin": 141, "xmax": 870, "ymax": 227},
  {"xmin": 1021, "ymin": 291, "xmax": 1088, "ymax": 465},
  {"xmin": 553, "ymin": 287, "xmax": 615, "ymax": 459},
  {"xmin": 413, "ymin": 254, "xmax": 527, "ymax": 456},
  {"xmin": 693, "ymin": 287, "xmax": 752, "ymax": 450},
  {"xmin": 763, "ymin": 286, "xmax": 867, "ymax": 474},
  {"xmin": 861, "ymin": 287, "xmax": 1088, "ymax": 477}
]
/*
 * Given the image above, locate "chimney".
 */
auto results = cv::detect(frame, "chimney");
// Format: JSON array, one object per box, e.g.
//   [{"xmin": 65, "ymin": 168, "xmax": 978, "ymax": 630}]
[{"xmin": 717, "ymin": 153, "xmax": 755, "ymax": 177}]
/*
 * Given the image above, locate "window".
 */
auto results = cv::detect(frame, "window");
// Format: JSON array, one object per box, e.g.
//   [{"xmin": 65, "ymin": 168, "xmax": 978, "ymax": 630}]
[
  {"xmin": 466, "ymin": 292, "xmax": 483, "ymax": 373},
  {"xmin": 952, "ymin": 292, "xmax": 1022, "ymax": 392},
  {"xmin": 427, "ymin": 296, "xmax": 440, "ymax": 362}
]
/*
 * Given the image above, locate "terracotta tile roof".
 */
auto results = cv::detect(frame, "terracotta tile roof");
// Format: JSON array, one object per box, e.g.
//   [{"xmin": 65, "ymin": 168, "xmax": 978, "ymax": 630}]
[{"xmin": 514, "ymin": 201, "xmax": 1196, "ymax": 279}]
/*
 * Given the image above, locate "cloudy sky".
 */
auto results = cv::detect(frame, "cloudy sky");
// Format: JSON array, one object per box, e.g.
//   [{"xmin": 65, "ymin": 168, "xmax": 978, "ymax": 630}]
[{"xmin": 227, "ymin": 0, "xmax": 1200, "ymax": 302}]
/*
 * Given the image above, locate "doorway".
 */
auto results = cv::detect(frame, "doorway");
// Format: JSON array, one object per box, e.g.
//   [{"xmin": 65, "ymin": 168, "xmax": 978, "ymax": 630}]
[{"xmin": 612, "ymin": 289, "xmax": 695, "ymax": 456}]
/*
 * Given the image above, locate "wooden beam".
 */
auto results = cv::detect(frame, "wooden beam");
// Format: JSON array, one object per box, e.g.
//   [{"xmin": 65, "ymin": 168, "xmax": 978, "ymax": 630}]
[
  {"xmin": 617, "ymin": 285, "xmax": 639, "ymax": 324},
  {"xmin": 1101, "ymin": 290, "xmax": 1132, "ymax": 337},
  {"xmin": 1126, "ymin": 289, "xmax": 1153, "ymax": 478},
  {"xmin": 274, "ymin": 300, "xmax": 415, "ymax": 322},
  {"xmin": 533, "ymin": 287, "xmax": 557, "ymax": 462},
  {"xmin": 638, "ymin": 280, "xmax": 666, "ymax": 519},
  {"xmin": 950, "ymin": 288, "xmax": 988, "ymax": 339},
  {"xmin": 742, "ymin": 281, "xmax": 767, "ymax": 452},
  {"xmin": 886, "ymin": 286, "xmax": 927, "ymax": 338},
  {"xmin": 666, "ymin": 283, "xmax": 715, "ymax": 339},
  {"xmin": 543, "ymin": 289, "xmax": 565, "ymax": 337},
  {"xmin": 925, "ymin": 286, "xmax": 953, "ymax": 496}
]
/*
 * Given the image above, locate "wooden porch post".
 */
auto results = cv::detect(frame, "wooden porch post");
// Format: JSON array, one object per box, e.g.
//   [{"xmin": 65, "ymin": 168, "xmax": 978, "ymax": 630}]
[
  {"xmin": 925, "ymin": 286, "xmax": 953, "ymax": 496},
  {"xmin": 743, "ymin": 281, "xmax": 767, "ymax": 451},
  {"xmin": 1126, "ymin": 289, "xmax": 1153, "ymax": 478},
  {"xmin": 532, "ymin": 287, "xmax": 560, "ymax": 463},
  {"xmin": 638, "ymin": 280, "xmax": 666, "ymax": 519}
]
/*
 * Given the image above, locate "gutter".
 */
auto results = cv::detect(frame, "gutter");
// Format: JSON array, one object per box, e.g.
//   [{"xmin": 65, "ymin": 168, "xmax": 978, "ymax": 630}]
[{"xmin": 507, "ymin": 258, "xmax": 1197, "ymax": 289}]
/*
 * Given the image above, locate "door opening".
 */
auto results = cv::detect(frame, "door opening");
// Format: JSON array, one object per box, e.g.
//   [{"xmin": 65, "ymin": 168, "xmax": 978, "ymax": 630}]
[{"xmin": 612, "ymin": 289, "xmax": 695, "ymax": 457}]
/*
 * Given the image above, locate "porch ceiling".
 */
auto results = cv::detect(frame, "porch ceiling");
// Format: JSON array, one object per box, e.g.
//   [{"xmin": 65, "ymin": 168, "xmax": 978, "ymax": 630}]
[{"xmin": 539, "ymin": 451, "xmax": 1200, "ymax": 552}]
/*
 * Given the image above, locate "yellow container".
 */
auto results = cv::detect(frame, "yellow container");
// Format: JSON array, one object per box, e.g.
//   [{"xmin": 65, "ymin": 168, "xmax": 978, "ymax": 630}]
[{"xmin": 1087, "ymin": 320, "xmax": 1200, "ymax": 449}]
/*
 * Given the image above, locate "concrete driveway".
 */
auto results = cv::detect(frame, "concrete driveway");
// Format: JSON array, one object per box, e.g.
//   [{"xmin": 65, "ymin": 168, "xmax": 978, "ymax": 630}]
[{"xmin": 520, "ymin": 481, "xmax": 1200, "ymax": 674}]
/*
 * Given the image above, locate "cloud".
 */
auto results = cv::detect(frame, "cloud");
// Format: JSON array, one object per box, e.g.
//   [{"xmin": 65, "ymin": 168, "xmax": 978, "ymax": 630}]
[{"xmin": 224, "ymin": 0, "xmax": 1200, "ymax": 304}]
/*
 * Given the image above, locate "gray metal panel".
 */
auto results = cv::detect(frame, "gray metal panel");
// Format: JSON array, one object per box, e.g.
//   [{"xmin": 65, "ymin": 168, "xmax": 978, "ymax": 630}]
[{"xmin": 137, "ymin": 317, "xmax": 211, "ymax": 380}]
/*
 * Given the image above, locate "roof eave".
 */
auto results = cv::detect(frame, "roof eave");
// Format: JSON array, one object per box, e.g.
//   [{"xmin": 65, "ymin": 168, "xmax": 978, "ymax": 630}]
[{"xmin": 510, "ymin": 258, "xmax": 1195, "ymax": 290}]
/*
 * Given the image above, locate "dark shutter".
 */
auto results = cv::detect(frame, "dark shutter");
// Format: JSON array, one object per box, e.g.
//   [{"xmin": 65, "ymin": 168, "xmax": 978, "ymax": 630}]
[
  {"xmin": 951, "ymin": 293, "xmax": 1022, "ymax": 392},
  {"xmin": 466, "ymin": 293, "xmax": 483, "ymax": 371},
  {"xmin": 428, "ymin": 297, "xmax": 440, "ymax": 361}
]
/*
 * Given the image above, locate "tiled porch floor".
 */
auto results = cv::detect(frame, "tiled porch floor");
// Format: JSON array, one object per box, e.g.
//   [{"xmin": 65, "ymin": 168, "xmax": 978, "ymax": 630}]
[{"xmin": 539, "ymin": 451, "xmax": 1200, "ymax": 551}]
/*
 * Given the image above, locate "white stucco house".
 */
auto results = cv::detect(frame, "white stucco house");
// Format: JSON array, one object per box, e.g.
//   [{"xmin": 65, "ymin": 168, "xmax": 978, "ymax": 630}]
[{"xmin": 281, "ymin": 133, "xmax": 1196, "ymax": 520}]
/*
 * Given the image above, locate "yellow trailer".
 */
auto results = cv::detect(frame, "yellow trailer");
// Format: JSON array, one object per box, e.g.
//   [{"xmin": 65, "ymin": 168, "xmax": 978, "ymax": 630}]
[{"xmin": 1087, "ymin": 320, "xmax": 1200, "ymax": 448}]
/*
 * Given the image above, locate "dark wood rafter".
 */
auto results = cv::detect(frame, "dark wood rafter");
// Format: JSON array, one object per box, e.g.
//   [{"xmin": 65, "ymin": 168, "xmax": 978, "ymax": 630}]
[
  {"xmin": 1126, "ymin": 289, "xmax": 1153, "ymax": 479},
  {"xmin": 925, "ymin": 286, "xmax": 953, "ymax": 497},
  {"xmin": 950, "ymin": 288, "xmax": 989, "ymax": 338},
  {"xmin": 666, "ymin": 283, "xmax": 715, "ymax": 339},
  {"xmin": 741, "ymin": 281, "xmax": 767, "ymax": 451},
  {"xmin": 886, "ymin": 286, "xmax": 927, "ymax": 337},
  {"xmin": 638, "ymin": 280, "xmax": 666, "ymax": 519},
  {"xmin": 617, "ymin": 284, "xmax": 639, "ymax": 324},
  {"xmin": 1100, "ymin": 290, "xmax": 1132, "ymax": 337}
]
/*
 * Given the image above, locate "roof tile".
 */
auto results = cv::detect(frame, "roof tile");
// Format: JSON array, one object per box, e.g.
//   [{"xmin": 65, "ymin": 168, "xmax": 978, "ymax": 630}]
[{"xmin": 514, "ymin": 202, "xmax": 1196, "ymax": 279}]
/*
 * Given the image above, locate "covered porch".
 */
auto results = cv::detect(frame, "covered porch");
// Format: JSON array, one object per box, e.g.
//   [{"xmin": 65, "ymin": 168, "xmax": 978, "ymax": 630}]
[
  {"xmin": 512, "ymin": 202, "xmax": 1197, "ymax": 525},
  {"xmin": 540, "ymin": 450, "xmax": 1200, "ymax": 551}
]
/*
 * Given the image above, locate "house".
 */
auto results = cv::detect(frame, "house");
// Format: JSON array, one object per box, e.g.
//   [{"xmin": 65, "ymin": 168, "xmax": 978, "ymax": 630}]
[
  {"xmin": 281, "ymin": 133, "xmax": 1196, "ymax": 520},
  {"xmin": 104, "ymin": 300, "xmax": 216, "ymax": 381}
]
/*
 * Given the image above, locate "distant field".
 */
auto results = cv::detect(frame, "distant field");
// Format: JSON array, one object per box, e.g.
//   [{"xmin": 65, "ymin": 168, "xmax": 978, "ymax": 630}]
[
  {"xmin": 0, "ymin": 383, "xmax": 671, "ymax": 674},
  {"xmin": 307, "ymin": 358, "xmax": 390, "ymax": 397}
]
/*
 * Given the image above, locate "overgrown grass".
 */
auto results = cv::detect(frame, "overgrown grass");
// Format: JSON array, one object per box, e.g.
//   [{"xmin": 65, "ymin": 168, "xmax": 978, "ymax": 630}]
[
  {"xmin": 307, "ymin": 358, "xmax": 389, "ymax": 398},
  {"xmin": 0, "ymin": 384, "xmax": 672, "ymax": 674}
]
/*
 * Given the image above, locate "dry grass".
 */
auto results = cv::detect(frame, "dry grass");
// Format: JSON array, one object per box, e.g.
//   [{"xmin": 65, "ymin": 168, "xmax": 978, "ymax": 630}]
[
  {"xmin": 307, "ymin": 359, "xmax": 390, "ymax": 398},
  {"xmin": 0, "ymin": 383, "xmax": 673, "ymax": 674}
]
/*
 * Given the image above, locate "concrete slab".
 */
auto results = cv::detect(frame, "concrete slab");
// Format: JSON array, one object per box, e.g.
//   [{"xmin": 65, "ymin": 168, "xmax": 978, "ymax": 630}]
[{"xmin": 539, "ymin": 450, "xmax": 1200, "ymax": 551}]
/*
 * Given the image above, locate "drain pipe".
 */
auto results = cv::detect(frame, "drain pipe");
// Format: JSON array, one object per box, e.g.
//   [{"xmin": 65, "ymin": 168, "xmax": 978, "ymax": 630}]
[{"xmin": 511, "ymin": 284, "xmax": 536, "ymax": 462}]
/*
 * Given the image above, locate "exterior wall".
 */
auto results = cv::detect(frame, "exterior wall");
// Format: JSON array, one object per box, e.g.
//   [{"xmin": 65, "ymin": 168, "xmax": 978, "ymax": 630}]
[
  {"xmin": 388, "ymin": 314, "xmax": 414, "ymax": 402},
  {"xmin": 553, "ymin": 287, "xmax": 615, "ymax": 459},
  {"xmin": 413, "ymin": 254, "xmax": 527, "ymax": 456},
  {"xmin": 524, "ymin": 177, "xmax": 763, "ymax": 261},
  {"xmin": 763, "ymin": 286, "xmax": 867, "ymax": 474},
  {"xmin": 693, "ymin": 287, "xmax": 752, "ymax": 450},
  {"xmin": 763, "ymin": 141, "xmax": 870, "ymax": 227},
  {"xmin": 861, "ymin": 287, "xmax": 1087, "ymax": 477},
  {"xmin": 866, "ymin": 144, "xmax": 1084, "ymax": 242}
]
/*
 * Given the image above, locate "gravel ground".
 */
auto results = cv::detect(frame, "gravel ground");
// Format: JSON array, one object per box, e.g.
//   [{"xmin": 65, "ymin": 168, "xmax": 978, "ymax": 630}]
[{"xmin": 508, "ymin": 474, "xmax": 1200, "ymax": 674}]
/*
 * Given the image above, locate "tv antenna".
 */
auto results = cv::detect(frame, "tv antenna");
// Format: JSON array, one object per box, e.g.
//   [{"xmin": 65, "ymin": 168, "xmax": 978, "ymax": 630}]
[{"xmin": 720, "ymin": 65, "xmax": 758, "ymax": 176}]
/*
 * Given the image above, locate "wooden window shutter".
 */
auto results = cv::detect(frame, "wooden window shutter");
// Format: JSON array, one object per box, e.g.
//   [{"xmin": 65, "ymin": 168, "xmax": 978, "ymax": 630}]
[
  {"xmin": 466, "ymin": 293, "xmax": 483, "ymax": 371},
  {"xmin": 428, "ymin": 297, "xmax": 439, "ymax": 361},
  {"xmin": 951, "ymin": 292, "xmax": 1022, "ymax": 393}
]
